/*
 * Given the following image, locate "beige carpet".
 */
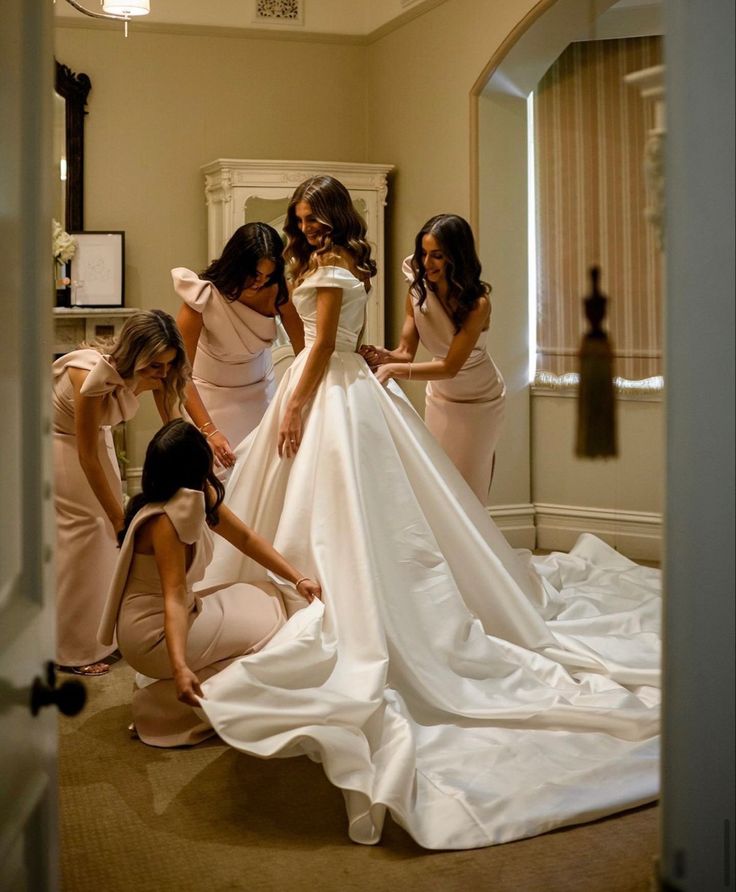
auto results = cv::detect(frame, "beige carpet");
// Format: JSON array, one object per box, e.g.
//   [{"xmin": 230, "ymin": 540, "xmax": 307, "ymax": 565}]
[{"xmin": 59, "ymin": 660, "xmax": 659, "ymax": 892}]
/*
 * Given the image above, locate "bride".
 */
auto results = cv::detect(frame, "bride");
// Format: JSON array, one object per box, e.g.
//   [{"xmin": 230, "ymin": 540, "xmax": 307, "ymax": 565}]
[{"xmin": 195, "ymin": 175, "xmax": 661, "ymax": 850}]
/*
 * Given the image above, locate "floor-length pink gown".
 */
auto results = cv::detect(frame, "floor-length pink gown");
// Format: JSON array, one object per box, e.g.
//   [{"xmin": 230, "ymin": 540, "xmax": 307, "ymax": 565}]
[
  {"xmin": 404, "ymin": 258, "xmax": 505, "ymax": 503},
  {"xmin": 172, "ymin": 268, "xmax": 277, "ymax": 453},
  {"xmin": 52, "ymin": 348, "xmax": 139, "ymax": 667}
]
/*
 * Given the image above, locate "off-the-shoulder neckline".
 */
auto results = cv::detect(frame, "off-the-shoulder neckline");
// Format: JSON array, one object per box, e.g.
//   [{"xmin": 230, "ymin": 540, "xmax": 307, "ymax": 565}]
[{"xmin": 299, "ymin": 265, "xmax": 370, "ymax": 292}]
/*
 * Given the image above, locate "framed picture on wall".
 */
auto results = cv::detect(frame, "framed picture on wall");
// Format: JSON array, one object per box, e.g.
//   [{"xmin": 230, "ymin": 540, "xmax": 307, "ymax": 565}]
[{"xmin": 69, "ymin": 231, "xmax": 125, "ymax": 307}]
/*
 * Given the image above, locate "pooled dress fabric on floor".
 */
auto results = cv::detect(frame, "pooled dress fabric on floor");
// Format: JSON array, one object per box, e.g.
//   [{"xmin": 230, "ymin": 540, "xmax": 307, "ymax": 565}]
[{"xmin": 197, "ymin": 265, "xmax": 661, "ymax": 850}]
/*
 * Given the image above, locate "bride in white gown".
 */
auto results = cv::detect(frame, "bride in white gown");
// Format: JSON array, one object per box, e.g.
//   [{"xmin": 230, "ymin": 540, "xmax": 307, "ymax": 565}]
[{"xmin": 196, "ymin": 175, "xmax": 660, "ymax": 850}]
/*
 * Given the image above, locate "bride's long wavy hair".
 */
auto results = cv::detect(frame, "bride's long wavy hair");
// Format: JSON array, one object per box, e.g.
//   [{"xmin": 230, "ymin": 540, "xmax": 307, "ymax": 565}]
[
  {"xmin": 283, "ymin": 176, "xmax": 377, "ymax": 285},
  {"xmin": 118, "ymin": 419, "xmax": 224, "ymax": 546},
  {"xmin": 411, "ymin": 215, "xmax": 491, "ymax": 333}
]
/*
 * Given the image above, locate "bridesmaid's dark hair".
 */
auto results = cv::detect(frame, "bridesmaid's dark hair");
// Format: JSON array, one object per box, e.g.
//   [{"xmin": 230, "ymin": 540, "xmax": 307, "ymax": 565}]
[
  {"xmin": 118, "ymin": 420, "xmax": 225, "ymax": 545},
  {"xmin": 411, "ymin": 214, "xmax": 491, "ymax": 333},
  {"xmin": 283, "ymin": 175, "xmax": 377, "ymax": 285},
  {"xmin": 200, "ymin": 222, "xmax": 288, "ymax": 309}
]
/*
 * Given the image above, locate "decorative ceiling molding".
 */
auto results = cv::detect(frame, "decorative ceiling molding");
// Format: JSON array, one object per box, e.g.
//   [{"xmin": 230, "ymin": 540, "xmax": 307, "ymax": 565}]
[{"xmin": 54, "ymin": 0, "xmax": 448, "ymax": 42}]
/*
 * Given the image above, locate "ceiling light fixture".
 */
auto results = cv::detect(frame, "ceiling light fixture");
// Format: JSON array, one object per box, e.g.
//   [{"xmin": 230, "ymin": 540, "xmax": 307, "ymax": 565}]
[{"xmin": 56, "ymin": 0, "xmax": 151, "ymax": 37}]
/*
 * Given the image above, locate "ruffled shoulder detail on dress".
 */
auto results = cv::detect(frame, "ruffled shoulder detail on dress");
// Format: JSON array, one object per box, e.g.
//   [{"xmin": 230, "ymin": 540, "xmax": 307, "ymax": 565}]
[
  {"xmin": 78, "ymin": 353, "xmax": 128, "ymax": 397},
  {"xmin": 401, "ymin": 256, "xmax": 415, "ymax": 285},
  {"xmin": 98, "ymin": 488, "xmax": 207, "ymax": 646},
  {"xmin": 172, "ymin": 267, "xmax": 217, "ymax": 313},
  {"xmin": 163, "ymin": 488, "xmax": 207, "ymax": 545}
]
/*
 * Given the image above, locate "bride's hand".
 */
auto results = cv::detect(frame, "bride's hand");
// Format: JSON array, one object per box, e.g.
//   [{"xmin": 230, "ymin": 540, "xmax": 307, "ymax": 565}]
[
  {"xmin": 295, "ymin": 577, "xmax": 322, "ymax": 602},
  {"xmin": 278, "ymin": 402, "xmax": 303, "ymax": 458},
  {"xmin": 173, "ymin": 665, "xmax": 204, "ymax": 707}
]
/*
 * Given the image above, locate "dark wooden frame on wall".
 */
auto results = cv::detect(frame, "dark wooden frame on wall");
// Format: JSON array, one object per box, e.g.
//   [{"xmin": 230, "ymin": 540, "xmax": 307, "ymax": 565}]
[{"xmin": 54, "ymin": 60, "xmax": 91, "ymax": 232}]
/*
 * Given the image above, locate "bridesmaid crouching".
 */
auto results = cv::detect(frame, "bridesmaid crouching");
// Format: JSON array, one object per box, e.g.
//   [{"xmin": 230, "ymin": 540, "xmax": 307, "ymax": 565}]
[{"xmin": 97, "ymin": 419, "xmax": 320, "ymax": 747}]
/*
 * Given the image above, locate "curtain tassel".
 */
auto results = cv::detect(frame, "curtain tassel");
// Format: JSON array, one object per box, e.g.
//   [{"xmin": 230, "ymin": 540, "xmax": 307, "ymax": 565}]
[{"xmin": 576, "ymin": 266, "xmax": 618, "ymax": 458}]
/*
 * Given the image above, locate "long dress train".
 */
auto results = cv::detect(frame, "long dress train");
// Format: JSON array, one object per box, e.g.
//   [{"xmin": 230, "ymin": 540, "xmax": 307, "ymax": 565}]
[{"xmin": 195, "ymin": 265, "xmax": 660, "ymax": 850}]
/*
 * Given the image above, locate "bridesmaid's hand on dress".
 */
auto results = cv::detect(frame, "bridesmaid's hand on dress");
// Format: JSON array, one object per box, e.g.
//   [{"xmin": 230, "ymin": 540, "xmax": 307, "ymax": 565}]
[
  {"xmin": 278, "ymin": 402, "xmax": 303, "ymax": 459},
  {"xmin": 207, "ymin": 430, "xmax": 236, "ymax": 469},
  {"xmin": 174, "ymin": 665, "xmax": 204, "ymax": 707},
  {"xmin": 295, "ymin": 577, "xmax": 322, "ymax": 602},
  {"xmin": 375, "ymin": 364, "xmax": 399, "ymax": 387}
]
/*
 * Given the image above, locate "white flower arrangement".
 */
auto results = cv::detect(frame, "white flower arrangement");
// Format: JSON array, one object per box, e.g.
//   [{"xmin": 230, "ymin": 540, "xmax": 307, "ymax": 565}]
[{"xmin": 52, "ymin": 219, "xmax": 77, "ymax": 265}]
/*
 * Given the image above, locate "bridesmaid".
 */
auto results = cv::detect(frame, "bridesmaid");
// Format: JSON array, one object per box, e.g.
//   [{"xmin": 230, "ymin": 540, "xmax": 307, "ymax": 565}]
[
  {"xmin": 173, "ymin": 222, "xmax": 304, "ymax": 473},
  {"xmin": 53, "ymin": 309, "xmax": 189, "ymax": 675},
  {"xmin": 361, "ymin": 214, "xmax": 505, "ymax": 503},
  {"xmin": 98, "ymin": 419, "xmax": 320, "ymax": 747}
]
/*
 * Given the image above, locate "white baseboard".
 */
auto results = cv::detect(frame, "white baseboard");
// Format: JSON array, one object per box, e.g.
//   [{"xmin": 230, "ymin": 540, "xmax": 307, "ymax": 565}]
[
  {"xmin": 488, "ymin": 503, "xmax": 537, "ymax": 550},
  {"xmin": 534, "ymin": 502, "xmax": 662, "ymax": 561}
]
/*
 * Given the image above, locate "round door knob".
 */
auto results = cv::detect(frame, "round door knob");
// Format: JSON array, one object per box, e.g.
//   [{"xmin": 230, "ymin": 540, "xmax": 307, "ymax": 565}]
[{"xmin": 30, "ymin": 661, "xmax": 86, "ymax": 717}]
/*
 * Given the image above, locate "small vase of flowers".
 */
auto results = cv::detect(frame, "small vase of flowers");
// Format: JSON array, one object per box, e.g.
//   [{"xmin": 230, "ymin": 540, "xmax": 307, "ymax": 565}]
[{"xmin": 52, "ymin": 219, "xmax": 76, "ymax": 307}]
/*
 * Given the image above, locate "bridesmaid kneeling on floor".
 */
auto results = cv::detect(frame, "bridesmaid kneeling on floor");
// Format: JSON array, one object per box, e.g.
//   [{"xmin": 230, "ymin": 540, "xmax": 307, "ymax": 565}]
[{"xmin": 97, "ymin": 419, "xmax": 321, "ymax": 748}]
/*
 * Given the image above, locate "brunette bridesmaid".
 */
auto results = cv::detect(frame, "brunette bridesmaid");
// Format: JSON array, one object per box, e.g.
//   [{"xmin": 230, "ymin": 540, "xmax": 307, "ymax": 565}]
[
  {"xmin": 98, "ymin": 419, "xmax": 320, "ymax": 747},
  {"xmin": 361, "ymin": 214, "xmax": 505, "ymax": 503},
  {"xmin": 173, "ymin": 222, "xmax": 304, "ymax": 473}
]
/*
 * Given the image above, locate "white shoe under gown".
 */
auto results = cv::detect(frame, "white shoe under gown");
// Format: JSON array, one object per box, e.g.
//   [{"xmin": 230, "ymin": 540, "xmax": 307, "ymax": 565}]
[{"xmin": 195, "ymin": 266, "xmax": 660, "ymax": 850}]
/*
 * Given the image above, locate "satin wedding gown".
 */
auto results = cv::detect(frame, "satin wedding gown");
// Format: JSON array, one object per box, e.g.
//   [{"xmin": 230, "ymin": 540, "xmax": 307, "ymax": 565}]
[{"xmin": 197, "ymin": 264, "xmax": 661, "ymax": 850}]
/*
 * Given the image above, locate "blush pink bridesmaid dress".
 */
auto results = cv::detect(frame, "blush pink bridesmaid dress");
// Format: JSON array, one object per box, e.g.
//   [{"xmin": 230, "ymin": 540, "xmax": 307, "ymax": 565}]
[{"xmin": 52, "ymin": 348, "xmax": 139, "ymax": 668}]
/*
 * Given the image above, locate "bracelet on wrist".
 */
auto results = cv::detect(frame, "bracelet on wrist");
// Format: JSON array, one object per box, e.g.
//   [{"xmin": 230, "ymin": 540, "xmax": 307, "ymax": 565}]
[
  {"xmin": 294, "ymin": 576, "xmax": 310, "ymax": 589},
  {"xmin": 199, "ymin": 421, "xmax": 214, "ymax": 433},
  {"xmin": 205, "ymin": 429, "xmax": 220, "ymax": 441}
]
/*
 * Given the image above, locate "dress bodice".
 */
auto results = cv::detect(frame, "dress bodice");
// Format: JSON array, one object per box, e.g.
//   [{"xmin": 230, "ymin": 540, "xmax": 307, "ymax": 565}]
[
  {"xmin": 172, "ymin": 268, "xmax": 277, "ymax": 385},
  {"xmin": 52, "ymin": 348, "xmax": 139, "ymax": 434},
  {"xmin": 98, "ymin": 488, "xmax": 213, "ymax": 645},
  {"xmin": 402, "ymin": 257, "xmax": 489, "ymax": 367},
  {"xmin": 292, "ymin": 266, "xmax": 369, "ymax": 352}
]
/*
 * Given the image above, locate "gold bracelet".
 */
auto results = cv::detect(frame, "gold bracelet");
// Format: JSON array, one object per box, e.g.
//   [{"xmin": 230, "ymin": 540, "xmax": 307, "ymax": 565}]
[
  {"xmin": 294, "ymin": 576, "xmax": 310, "ymax": 589},
  {"xmin": 199, "ymin": 421, "xmax": 214, "ymax": 433},
  {"xmin": 205, "ymin": 429, "xmax": 220, "ymax": 441}
]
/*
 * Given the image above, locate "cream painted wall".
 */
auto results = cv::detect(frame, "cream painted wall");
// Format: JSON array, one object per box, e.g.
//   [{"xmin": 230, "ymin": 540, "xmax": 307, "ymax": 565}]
[
  {"xmin": 365, "ymin": 0, "xmax": 539, "ymax": 515},
  {"xmin": 55, "ymin": 25, "xmax": 367, "ymax": 465},
  {"xmin": 365, "ymin": 0, "xmax": 664, "ymax": 556}
]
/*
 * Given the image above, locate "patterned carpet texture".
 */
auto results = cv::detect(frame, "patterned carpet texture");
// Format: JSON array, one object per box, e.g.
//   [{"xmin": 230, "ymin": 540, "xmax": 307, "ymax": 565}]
[{"xmin": 59, "ymin": 659, "xmax": 659, "ymax": 892}]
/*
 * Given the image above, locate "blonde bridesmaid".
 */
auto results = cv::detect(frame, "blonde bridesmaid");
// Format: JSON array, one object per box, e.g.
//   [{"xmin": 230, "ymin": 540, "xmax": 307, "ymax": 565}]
[
  {"xmin": 53, "ymin": 310, "xmax": 189, "ymax": 675},
  {"xmin": 361, "ymin": 214, "xmax": 505, "ymax": 503}
]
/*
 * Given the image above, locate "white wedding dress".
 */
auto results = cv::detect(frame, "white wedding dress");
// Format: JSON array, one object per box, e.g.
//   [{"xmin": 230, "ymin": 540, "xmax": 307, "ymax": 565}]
[{"xmin": 197, "ymin": 265, "xmax": 660, "ymax": 850}]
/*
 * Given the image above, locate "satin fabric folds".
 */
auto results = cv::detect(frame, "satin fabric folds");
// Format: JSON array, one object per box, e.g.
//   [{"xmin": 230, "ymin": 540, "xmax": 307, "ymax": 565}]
[{"xmin": 197, "ymin": 265, "xmax": 661, "ymax": 850}]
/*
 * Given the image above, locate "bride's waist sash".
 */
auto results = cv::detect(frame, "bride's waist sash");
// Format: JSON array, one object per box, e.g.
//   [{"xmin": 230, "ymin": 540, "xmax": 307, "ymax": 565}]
[{"xmin": 304, "ymin": 337, "xmax": 359, "ymax": 353}]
